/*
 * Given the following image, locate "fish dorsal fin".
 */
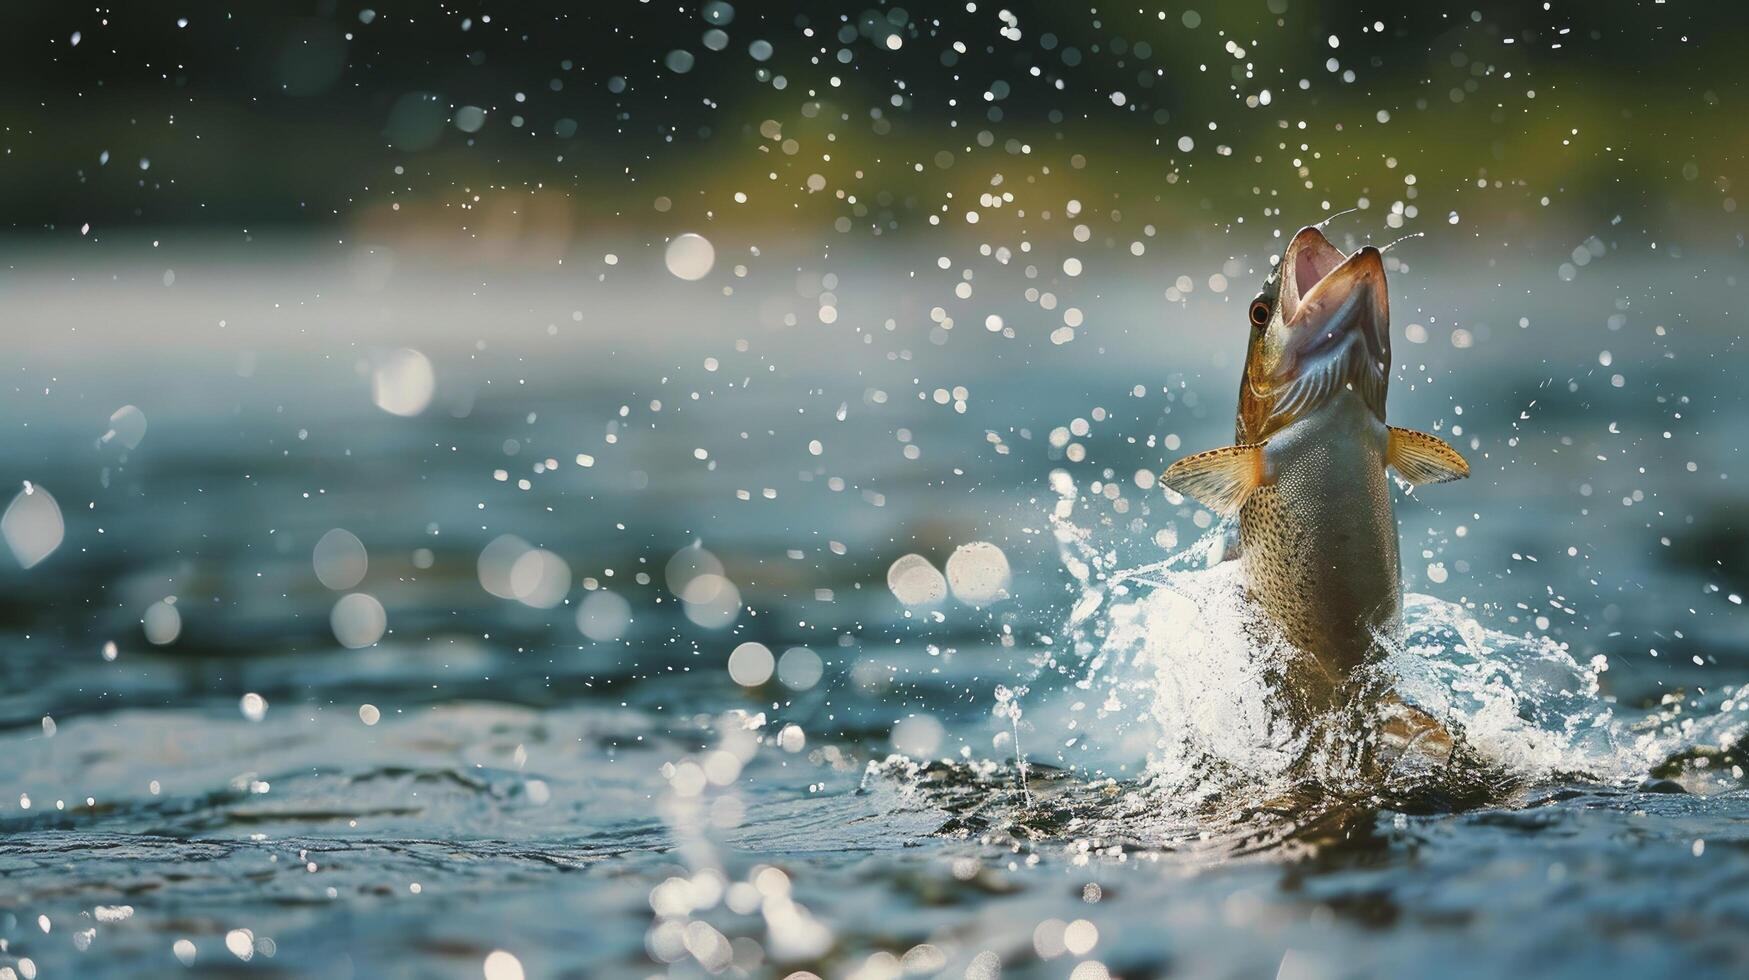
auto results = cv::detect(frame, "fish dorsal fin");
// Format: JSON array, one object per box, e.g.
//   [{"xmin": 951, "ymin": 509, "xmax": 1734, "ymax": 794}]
[
  {"xmin": 1387, "ymin": 427, "xmax": 1469, "ymax": 485},
  {"xmin": 1162, "ymin": 443, "xmax": 1268, "ymax": 516}
]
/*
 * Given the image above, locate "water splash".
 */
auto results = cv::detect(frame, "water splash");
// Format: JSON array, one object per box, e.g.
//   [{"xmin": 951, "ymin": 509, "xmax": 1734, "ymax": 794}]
[
  {"xmin": 848, "ymin": 476, "xmax": 1749, "ymax": 860},
  {"xmin": 1042, "ymin": 472, "xmax": 1748, "ymax": 812}
]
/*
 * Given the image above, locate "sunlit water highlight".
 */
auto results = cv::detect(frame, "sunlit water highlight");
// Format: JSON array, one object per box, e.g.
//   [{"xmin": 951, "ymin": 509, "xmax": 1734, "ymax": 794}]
[{"xmin": 1, "ymin": 245, "xmax": 1745, "ymax": 978}]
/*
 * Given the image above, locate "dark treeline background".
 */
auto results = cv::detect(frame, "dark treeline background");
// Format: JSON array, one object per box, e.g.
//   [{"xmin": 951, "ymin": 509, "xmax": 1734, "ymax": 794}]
[{"xmin": 0, "ymin": 1, "xmax": 1743, "ymax": 244}]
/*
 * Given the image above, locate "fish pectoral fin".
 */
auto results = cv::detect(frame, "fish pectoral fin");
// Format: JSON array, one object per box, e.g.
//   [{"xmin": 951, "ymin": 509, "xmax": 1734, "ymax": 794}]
[
  {"xmin": 1387, "ymin": 426, "xmax": 1469, "ymax": 485},
  {"xmin": 1161, "ymin": 443, "xmax": 1267, "ymax": 516}
]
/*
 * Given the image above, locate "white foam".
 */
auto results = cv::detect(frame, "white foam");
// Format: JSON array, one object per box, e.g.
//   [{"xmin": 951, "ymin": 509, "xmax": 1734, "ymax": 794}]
[{"xmin": 1048, "ymin": 495, "xmax": 1745, "ymax": 800}]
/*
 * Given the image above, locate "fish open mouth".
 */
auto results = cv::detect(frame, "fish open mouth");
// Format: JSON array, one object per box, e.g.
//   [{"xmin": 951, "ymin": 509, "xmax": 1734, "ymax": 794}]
[
  {"xmin": 1282, "ymin": 227, "xmax": 1347, "ymax": 324},
  {"xmin": 1265, "ymin": 226, "xmax": 1392, "ymax": 421},
  {"xmin": 1280, "ymin": 226, "xmax": 1389, "ymax": 367}
]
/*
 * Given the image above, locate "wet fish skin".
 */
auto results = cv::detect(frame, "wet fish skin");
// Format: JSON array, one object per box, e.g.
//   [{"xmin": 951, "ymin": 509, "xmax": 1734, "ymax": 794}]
[{"xmin": 1163, "ymin": 225, "xmax": 1468, "ymax": 708}]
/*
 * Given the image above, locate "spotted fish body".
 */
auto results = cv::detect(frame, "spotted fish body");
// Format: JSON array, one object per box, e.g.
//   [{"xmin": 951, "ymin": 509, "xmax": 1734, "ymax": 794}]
[
  {"xmin": 1164, "ymin": 225, "xmax": 1468, "ymax": 710},
  {"xmin": 1239, "ymin": 394, "xmax": 1398, "ymax": 699}
]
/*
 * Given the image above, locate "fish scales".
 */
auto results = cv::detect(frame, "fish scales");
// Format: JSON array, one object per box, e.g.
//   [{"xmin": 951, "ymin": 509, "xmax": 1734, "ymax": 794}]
[{"xmin": 1163, "ymin": 224, "xmax": 1468, "ymax": 712}]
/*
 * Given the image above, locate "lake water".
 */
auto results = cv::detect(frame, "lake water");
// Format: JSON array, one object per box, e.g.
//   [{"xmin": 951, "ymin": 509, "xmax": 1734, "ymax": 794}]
[{"xmin": 1, "ymin": 232, "xmax": 1746, "ymax": 978}]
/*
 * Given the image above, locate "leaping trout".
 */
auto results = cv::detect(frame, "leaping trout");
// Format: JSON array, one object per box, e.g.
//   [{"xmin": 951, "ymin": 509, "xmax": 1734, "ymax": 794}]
[{"xmin": 1163, "ymin": 225, "xmax": 1468, "ymax": 712}]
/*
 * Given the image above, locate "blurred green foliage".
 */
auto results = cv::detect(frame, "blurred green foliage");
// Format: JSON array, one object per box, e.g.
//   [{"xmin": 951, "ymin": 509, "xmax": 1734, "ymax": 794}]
[{"xmin": 0, "ymin": 1, "xmax": 1741, "ymax": 241}]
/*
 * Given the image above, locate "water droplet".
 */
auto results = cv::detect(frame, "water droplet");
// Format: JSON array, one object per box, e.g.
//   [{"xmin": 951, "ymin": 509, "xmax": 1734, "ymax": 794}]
[
  {"xmin": 945, "ymin": 542, "xmax": 1012, "ymax": 606},
  {"xmin": 664, "ymin": 49, "xmax": 696, "ymax": 74},
  {"xmin": 665, "ymin": 233, "xmax": 716, "ymax": 280},
  {"xmin": 101, "ymin": 405, "xmax": 148, "ymax": 450},
  {"xmin": 453, "ymin": 105, "xmax": 487, "ymax": 132},
  {"xmin": 509, "ymin": 549, "xmax": 570, "ymax": 608},
  {"xmin": 483, "ymin": 950, "xmax": 525, "ymax": 980},
  {"xmin": 372, "ymin": 348, "xmax": 436, "ymax": 416},
  {"xmin": 143, "ymin": 599, "xmax": 181, "ymax": 645},
  {"xmin": 777, "ymin": 647, "xmax": 823, "ymax": 690},
  {"xmin": 727, "ymin": 642, "xmax": 774, "ymax": 686},
  {"xmin": 576, "ymin": 589, "xmax": 632, "ymax": 641},
  {"xmin": 2, "ymin": 483, "xmax": 64, "ymax": 569},
  {"xmin": 313, "ymin": 528, "xmax": 368, "ymax": 590},
  {"xmin": 887, "ymin": 553, "xmax": 947, "ymax": 606},
  {"xmin": 330, "ymin": 593, "xmax": 387, "ymax": 648}
]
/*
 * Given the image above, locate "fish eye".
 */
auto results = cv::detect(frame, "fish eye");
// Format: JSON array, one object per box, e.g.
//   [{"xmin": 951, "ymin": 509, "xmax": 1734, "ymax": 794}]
[{"xmin": 1249, "ymin": 300, "xmax": 1271, "ymax": 327}]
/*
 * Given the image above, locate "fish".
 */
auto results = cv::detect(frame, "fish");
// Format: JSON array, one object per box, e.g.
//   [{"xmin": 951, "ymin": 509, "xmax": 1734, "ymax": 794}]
[{"xmin": 1162, "ymin": 225, "xmax": 1469, "ymax": 714}]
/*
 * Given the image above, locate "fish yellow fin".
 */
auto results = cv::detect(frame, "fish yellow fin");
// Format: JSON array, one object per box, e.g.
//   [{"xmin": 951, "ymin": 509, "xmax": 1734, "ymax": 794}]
[
  {"xmin": 1387, "ymin": 427, "xmax": 1469, "ymax": 485},
  {"xmin": 1162, "ymin": 443, "xmax": 1267, "ymax": 516}
]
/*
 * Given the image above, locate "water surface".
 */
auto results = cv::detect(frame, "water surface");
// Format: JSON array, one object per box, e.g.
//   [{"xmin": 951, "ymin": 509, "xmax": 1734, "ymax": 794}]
[{"xmin": 2, "ymin": 238, "xmax": 1746, "ymax": 978}]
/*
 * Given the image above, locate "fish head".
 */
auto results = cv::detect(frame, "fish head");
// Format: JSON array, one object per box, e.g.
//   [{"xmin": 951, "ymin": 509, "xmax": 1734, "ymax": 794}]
[{"xmin": 1238, "ymin": 225, "xmax": 1390, "ymax": 441}]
